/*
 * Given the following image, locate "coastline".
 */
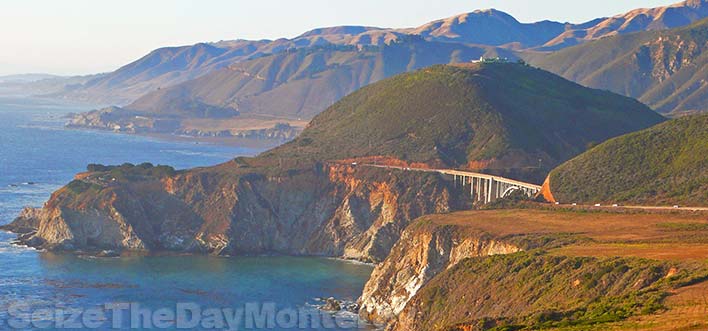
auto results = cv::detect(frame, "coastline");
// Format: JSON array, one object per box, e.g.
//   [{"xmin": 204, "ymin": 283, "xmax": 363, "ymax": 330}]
[
  {"xmin": 327, "ymin": 256, "xmax": 378, "ymax": 267},
  {"xmin": 64, "ymin": 126, "xmax": 289, "ymax": 149},
  {"xmin": 0, "ymin": 95, "xmax": 289, "ymax": 150},
  {"xmin": 1, "ymin": 225, "xmax": 382, "ymax": 264}
]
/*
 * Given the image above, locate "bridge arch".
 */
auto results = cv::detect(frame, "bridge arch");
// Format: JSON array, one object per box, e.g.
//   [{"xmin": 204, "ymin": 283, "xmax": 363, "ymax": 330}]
[{"xmin": 501, "ymin": 186, "xmax": 534, "ymax": 199}]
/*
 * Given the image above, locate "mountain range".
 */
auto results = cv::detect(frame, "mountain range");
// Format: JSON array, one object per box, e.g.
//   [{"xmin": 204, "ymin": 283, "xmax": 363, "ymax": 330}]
[
  {"xmin": 65, "ymin": 40, "xmax": 520, "ymax": 138},
  {"xmin": 529, "ymin": 15, "xmax": 708, "ymax": 116},
  {"xmin": 47, "ymin": 0, "xmax": 708, "ymax": 140},
  {"xmin": 63, "ymin": 1, "xmax": 708, "ymax": 104}
]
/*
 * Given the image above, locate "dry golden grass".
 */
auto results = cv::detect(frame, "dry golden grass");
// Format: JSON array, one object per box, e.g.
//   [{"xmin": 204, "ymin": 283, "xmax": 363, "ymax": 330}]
[
  {"xmin": 613, "ymin": 281, "xmax": 708, "ymax": 331},
  {"xmin": 426, "ymin": 208, "xmax": 708, "ymax": 330},
  {"xmin": 182, "ymin": 115, "xmax": 308, "ymax": 132},
  {"xmin": 553, "ymin": 243, "xmax": 708, "ymax": 261},
  {"xmin": 428, "ymin": 209, "xmax": 708, "ymax": 252},
  {"xmin": 547, "ymin": 282, "xmax": 708, "ymax": 331}
]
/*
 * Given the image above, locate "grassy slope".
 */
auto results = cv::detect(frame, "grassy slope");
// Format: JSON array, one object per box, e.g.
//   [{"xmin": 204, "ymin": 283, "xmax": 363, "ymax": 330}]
[
  {"xmin": 394, "ymin": 209, "xmax": 708, "ymax": 331},
  {"xmin": 549, "ymin": 113, "xmax": 708, "ymax": 206},
  {"xmin": 262, "ymin": 63, "xmax": 663, "ymax": 183},
  {"xmin": 528, "ymin": 18, "xmax": 708, "ymax": 115}
]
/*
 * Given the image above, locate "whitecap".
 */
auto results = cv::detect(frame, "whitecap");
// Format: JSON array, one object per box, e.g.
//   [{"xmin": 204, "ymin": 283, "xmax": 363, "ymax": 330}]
[
  {"xmin": 326, "ymin": 257, "xmax": 376, "ymax": 266},
  {"xmin": 159, "ymin": 149, "xmax": 229, "ymax": 158},
  {"xmin": 16, "ymin": 124, "xmax": 64, "ymax": 131}
]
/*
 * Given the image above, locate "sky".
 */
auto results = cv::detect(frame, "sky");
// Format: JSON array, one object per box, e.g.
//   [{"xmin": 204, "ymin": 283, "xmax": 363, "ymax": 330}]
[{"xmin": 0, "ymin": 0, "xmax": 680, "ymax": 76}]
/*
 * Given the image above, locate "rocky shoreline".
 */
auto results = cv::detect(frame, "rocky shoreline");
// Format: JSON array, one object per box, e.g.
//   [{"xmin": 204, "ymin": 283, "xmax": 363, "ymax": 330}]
[
  {"xmin": 1, "ymin": 205, "xmax": 519, "ymax": 330},
  {"xmin": 67, "ymin": 118, "xmax": 302, "ymax": 142},
  {"xmin": 64, "ymin": 105, "xmax": 304, "ymax": 142},
  {"xmin": 1, "ymin": 163, "xmax": 466, "ymax": 262},
  {"xmin": 6, "ymin": 187, "xmax": 706, "ymax": 330}
]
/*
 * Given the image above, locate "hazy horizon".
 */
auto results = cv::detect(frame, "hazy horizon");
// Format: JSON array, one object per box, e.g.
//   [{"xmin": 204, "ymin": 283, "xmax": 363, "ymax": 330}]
[{"xmin": 1, "ymin": 0, "xmax": 679, "ymax": 76}]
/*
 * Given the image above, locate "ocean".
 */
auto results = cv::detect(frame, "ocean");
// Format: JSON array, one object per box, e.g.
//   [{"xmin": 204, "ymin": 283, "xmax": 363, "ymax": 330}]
[{"xmin": 0, "ymin": 97, "xmax": 374, "ymax": 330}]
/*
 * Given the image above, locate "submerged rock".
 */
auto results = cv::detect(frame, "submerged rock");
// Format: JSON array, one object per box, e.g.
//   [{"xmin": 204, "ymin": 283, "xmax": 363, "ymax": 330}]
[
  {"xmin": 321, "ymin": 297, "xmax": 342, "ymax": 312},
  {"xmin": 96, "ymin": 250, "xmax": 120, "ymax": 258},
  {"xmin": 317, "ymin": 297, "xmax": 359, "ymax": 313}
]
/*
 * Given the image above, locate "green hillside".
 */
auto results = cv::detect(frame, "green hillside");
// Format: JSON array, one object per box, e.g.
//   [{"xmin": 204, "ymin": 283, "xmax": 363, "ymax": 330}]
[
  {"xmin": 529, "ymin": 18, "xmax": 708, "ymax": 116},
  {"xmin": 548, "ymin": 113, "xmax": 708, "ymax": 206},
  {"xmin": 262, "ymin": 63, "xmax": 664, "ymax": 183}
]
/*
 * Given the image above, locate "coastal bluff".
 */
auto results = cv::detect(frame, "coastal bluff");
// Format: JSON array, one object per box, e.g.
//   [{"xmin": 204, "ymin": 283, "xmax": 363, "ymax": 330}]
[{"xmin": 5, "ymin": 162, "xmax": 461, "ymax": 263}]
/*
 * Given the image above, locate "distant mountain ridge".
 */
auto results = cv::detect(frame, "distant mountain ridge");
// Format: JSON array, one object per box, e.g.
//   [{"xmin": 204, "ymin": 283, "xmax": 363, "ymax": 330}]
[
  {"xmin": 541, "ymin": 0, "xmax": 708, "ymax": 49},
  {"xmin": 47, "ymin": 0, "xmax": 708, "ymax": 106},
  {"xmin": 124, "ymin": 40, "xmax": 517, "ymax": 117},
  {"xmin": 405, "ymin": 9, "xmax": 567, "ymax": 48},
  {"xmin": 409, "ymin": 1, "xmax": 708, "ymax": 50},
  {"xmin": 0, "ymin": 73, "xmax": 62, "ymax": 83},
  {"xmin": 529, "ymin": 15, "xmax": 708, "ymax": 115},
  {"xmin": 0, "ymin": 74, "xmax": 99, "ymax": 98}
]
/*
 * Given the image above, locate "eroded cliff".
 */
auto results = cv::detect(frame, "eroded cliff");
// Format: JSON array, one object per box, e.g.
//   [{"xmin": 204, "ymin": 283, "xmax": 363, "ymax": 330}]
[
  {"xmin": 360, "ymin": 209, "xmax": 708, "ymax": 331},
  {"xmin": 9, "ymin": 162, "xmax": 464, "ymax": 262},
  {"xmin": 358, "ymin": 219, "xmax": 521, "ymax": 325}
]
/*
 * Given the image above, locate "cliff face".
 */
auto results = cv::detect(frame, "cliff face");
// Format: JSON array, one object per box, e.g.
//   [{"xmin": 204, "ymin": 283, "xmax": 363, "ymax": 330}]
[
  {"xmin": 358, "ymin": 210, "xmax": 708, "ymax": 331},
  {"xmin": 358, "ymin": 219, "xmax": 521, "ymax": 325},
  {"xmin": 10, "ymin": 163, "xmax": 461, "ymax": 262}
]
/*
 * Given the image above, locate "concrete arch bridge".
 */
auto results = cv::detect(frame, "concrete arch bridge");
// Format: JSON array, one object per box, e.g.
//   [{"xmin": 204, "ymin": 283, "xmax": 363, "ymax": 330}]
[{"xmin": 360, "ymin": 165, "xmax": 542, "ymax": 204}]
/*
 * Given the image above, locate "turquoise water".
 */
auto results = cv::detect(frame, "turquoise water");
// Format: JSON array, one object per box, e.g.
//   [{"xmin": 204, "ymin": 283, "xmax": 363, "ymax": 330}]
[{"xmin": 0, "ymin": 98, "xmax": 375, "ymax": 330}]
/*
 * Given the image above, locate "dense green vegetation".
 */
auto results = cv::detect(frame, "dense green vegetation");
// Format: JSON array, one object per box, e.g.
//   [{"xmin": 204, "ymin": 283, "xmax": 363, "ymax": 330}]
[
  {"xmin": 63, "ymin": 163, "xmax": 178, "ymax": 196},
  {"xmin": 263, "ymin": 63, "xmax": 663, "ymax": 182},
  {"xmin": 549, "ymin": 113, "xmax": 708, "ymax": 206},
  {"xmin": 528, "ymin": 17, "xmax": 708, "ymax": 116},
  {"xmin": 406, "ymin": 250, "xmax": 708, "ymax": 331},
  {"xmin": 65, "ymin": 180, "xmax": 103, "ymax": 196},
  {"xmin": 87, "ymin": 163, "xmax": 176, "ymax": 180}
]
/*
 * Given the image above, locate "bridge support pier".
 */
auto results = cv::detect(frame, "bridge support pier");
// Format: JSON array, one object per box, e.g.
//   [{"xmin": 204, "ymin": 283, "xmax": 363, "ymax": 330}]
[{"xmin": 442, "ymin": 169, "xmax": 541, "ymax": 205}]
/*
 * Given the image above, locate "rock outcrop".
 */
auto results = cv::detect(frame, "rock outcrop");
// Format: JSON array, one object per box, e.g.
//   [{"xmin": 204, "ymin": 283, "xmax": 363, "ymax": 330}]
[
  {"xmin": 7, "ymin": 163, "xmax": 464, "ymax": 262},
  {"xmin": 1, "ymin": 207, "xmax": 43, "ymax": 234},
  {"xmin": 66, "ymin": 106, "xmax": 301, "ymax": 141},
  {"xmin": 358, "ymin": 219, "xmax": 521, "ymax": 325}
]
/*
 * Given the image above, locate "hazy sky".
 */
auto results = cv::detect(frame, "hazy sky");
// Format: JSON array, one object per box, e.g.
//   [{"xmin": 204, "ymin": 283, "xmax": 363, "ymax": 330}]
[{"xmin": 0, "ymin": 0, "xmax": 679, "ymax": 76}]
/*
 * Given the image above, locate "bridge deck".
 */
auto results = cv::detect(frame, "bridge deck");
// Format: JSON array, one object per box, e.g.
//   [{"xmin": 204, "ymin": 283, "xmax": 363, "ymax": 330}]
[
  {"xmin": 437, "ymin": 169, "xmax": 542, "ymax": 190},
  {"xmin": 360, "ymin": 164, "xmax": 542, "ymax": 191}
]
